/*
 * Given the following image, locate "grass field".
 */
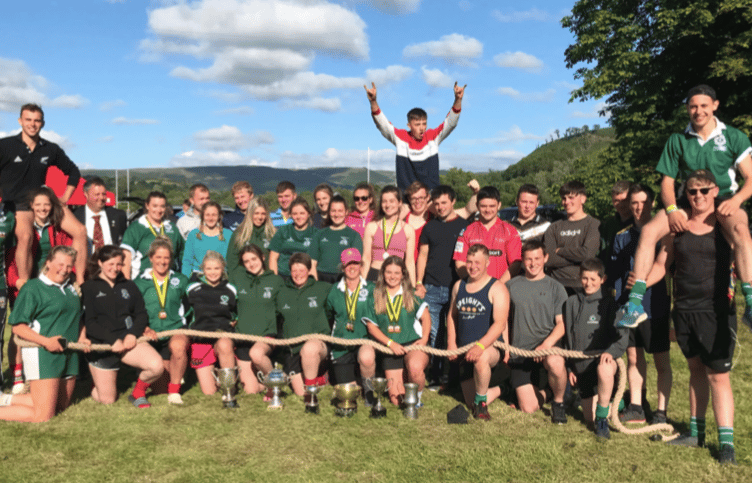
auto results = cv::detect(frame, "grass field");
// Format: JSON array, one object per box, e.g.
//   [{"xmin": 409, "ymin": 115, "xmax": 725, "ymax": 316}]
[{"xmin": 2, "ymin": 320, "xmax": 752, "ymax": 482}]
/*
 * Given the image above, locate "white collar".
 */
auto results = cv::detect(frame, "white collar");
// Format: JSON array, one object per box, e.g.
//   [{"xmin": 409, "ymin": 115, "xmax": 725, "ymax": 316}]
[
  {"xmin": 336, "ymin": 276, "xmax": 367, "ymax": 292},
  {"xmin": 139, "ymin": 267, "xmax": 175, "ymax": 280},
  {"xmin": 685, "ymin": 117, "xmax": 726, "ymax": 139},
  {"xmin": 39, "ymin": 273, "xmax": 68, "ymax": 288}
]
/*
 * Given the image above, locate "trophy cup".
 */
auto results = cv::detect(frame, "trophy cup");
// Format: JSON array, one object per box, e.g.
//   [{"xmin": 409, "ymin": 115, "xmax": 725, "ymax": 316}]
[
  {"xmin": 403, "ymin": 383, "xmax": 419, "ymax": 419},
  {"xmin": 304, "ymin": 384, "xmax": 322, "ymax": 414},
  {"xmin": 212, "ymin": 367, "xmax": 239, "ymax": 409},
  {"xmin": 364, "ymin": 377, "xmax": 391, "ymax": 419},
  {"xmin": 257, "ymin": 366, "xmax": 290, "ymax": 410},
  {"xmin": 334, "ymin": 383, "xmax": 359, "ymax": 417}
]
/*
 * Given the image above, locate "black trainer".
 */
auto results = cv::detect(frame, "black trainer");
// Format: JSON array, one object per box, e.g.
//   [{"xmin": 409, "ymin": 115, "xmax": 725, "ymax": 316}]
[
  {"xmin": 718, "ymin": 445, "xmax": 737, "ymax": 465},
  {"xmin": 666, "ymin": 433, "xmax": 704, "ymax": 448},
  {"xmin": 551, "ymin": 402, "xmax": 567, "ymax": 424},
  {"xmin": 619, "ymin": 404, "xmax": 646, "ymax": 423},
  {"xmin": 473, "ymin": 401, "xmax": 491, "ymax": 421},
  {"xmin": 594, "ymin": 418, "xmax": 610, "ymax": 439}
]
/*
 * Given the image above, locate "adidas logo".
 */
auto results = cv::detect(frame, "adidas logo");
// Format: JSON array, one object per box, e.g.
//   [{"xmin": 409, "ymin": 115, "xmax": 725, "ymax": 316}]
[
  {"xmin": 283, "ymin": 304, "xmax": 291, "ymax": 309},
  {"xmin": 321, "ymin": 237, "xmax": 328, "ymax": 243},
  {"xmin": 239, "ymin": 289, "xmax": 247, "ymax": 294},
  {"xmin": 96, "ymin": 291, "xmax": 107, "ymax": 298},
  {"xmin": 13, "ymin": 156, "xmax": 22, "ymax": 163}
]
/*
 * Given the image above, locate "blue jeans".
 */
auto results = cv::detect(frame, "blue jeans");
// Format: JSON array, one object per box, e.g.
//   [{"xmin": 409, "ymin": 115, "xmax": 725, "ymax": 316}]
[{"xmin": 424, "ymin": 284, "xmax": 451, "ymax": 382}]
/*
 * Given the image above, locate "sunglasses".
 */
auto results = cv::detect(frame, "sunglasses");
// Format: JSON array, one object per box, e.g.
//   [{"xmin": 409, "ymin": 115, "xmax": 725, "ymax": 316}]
[
  {"xmin": 353, "ymin": 196, "xmax": 370, "ymax": 202},
  {"xmin": 687, "ymin": 187, "xmax": 714, "ymax": 195}
]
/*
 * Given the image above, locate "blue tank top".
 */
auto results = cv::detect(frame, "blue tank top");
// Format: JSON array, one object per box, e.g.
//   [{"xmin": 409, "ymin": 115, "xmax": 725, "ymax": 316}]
[{"xmin": 455, "ymin": 277, "xmax": 500, "ymax": 347}]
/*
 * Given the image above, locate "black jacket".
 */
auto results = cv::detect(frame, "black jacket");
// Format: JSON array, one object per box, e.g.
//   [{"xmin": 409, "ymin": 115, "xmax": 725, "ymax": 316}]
[
  {"xmin": 74, "ymin": 205, "xmax": 128, "ymax": 248},
  {"xmin": 82, "ymin": 274, "xmax": 149, "ymax": 344}
]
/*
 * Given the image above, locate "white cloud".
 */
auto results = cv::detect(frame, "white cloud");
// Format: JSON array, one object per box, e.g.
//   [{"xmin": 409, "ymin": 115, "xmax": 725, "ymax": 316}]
[
  {"xmin": 571, "ymin": 101, "xmax": 611, "ymax": 119},
  {"xmin": 460, "ymin": 125, "xmax": 545, "ymax": 146},
  {"xmin": 242, "ymin": 71, "xmax": 363, "ymax": 101},
  {"xmin": 494, "ymin": 51, "xmax": 544, "ymax": 73},
  {"xmin": 497, "ymin": 87, "xmax": 555, "ymax": 102},
  {"xmin": 0, "ymin": 128, "xmax": 75, "ymax": 151},
  {"xmin": 492, "ymin": 8, "xmax": 552, "ymax": 22},
  {"xmin": 192, "ymin": 125, "xmax": 275, "ymax": 151},
  {"xmin": 50, "ymin": 94, "xmax": 89, "ymax": 109},
  {"xmin": 421, "ymin": 67, "xmax": 454, "ymax": 88},
  {"xmin": 364, "ymin": 65, "xmax": 414, "ymax": 85},
  {"xmin": 280, "ymin": 97, "xmax": 342, "ymax": 112},
  {"xmin": 112, "ymin": 117, "xmax": 159, "ymax": 125},
  {"xmin": 0, "ymin": 57, "xmax": 86, "ymax": 112},
  {"xmin": 214, "ymin": 106, "xmax": 254, "ymax": 115},
  {"xmin": 100, "ymin": 99, "xmax": 127, "ymax": 111},
  {"xmin": 403, "ymin": 34, "xmax": 482, "ymax": 66},
  {"xmin": 441, "ymin": 151, "xmax": 525, "ymax": 171},
  {"xmin": 105, "ymin": 0, "xmax": 126, "ymax": 4}
]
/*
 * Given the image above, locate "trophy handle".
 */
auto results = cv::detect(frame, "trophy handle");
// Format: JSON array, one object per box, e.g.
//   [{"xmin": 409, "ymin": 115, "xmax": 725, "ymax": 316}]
[
  {"xmin": 256, "ymin": 370, "xmax": 265, "ymax": 384},
  {"xmin": 386, "ymin": 378, "xmax": 394, "ymax": 391},
  {"xmin": 364, "ymin": 377, "xmax": 373, "ymax": 392},
  {"xmin": 212, "ymin": 367, "xmax": 220, "ymax": 385}
]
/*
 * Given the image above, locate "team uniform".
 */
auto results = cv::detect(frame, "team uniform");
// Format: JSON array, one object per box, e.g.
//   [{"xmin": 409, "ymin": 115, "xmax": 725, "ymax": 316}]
[
  {"xmin": 276, "ymin": 276, "xmax": 332, "ymax": 373},
  {"xmin": 134, "ymin": 269, "xmax": 191, "ymax": 360},
  {"xmin": 361, "ymin": 290, "xmax": 428, "ymax": 370},
  {"xmin": 181, "ymin": 228, "xmax": 233, "ymax": 277},
  {"xmin": 610, "ymin": 224, "xmax": 670, "ymax": 353},
  {"xmin": 310, "ymin": 226, "xmax": 362, "ymax": 283},
  {"xmin": 506, "ymin": 275, "xmax": 568, "ymax": 388},
  {"xmin": 187, "ymin": 277, "xmax": 238, "ymax": 369},
  {"xmin": 371, "ymin": 107, "xmax": 460, "ymax": 190},
  {"xmin": 509, "ymin": 213, "xmax": 550, "ymax": 243},
  {"xmin": 226, "ymin": 226, "xmax": 273, "ymax": 276},
  {"xmin": 229, "ymin": 268, "xmax": 283, "ymax": 361},
  {"xmin": 325, "ymin": 277, "xmax": 374, "ymax": 384},
  {"xmin": 453, "ymin": 218, "xmax": 522, "ymax": 280},
  {"xmin": 121, "ymin": 215, "xmax": 184, "ymax": 278},
  {"xmin": 81, "ymin": 275, "xmax": 149, "ymax": 370},
  {"xmin": 267, "ymin": 224, "xmax": 317, "ymax": 277},
  {"xmin": 9, "ymin": 275, "xmax": 81, "ymax": 380},
  {"xmin": 564, "ymin": 288, "xmax": 627, "ymax": 399},
  {"xmin": 0, "ymin": 133, "xmax": 80, "ymax": 211},
  {"xmin": 656, "ymin": 120, "xmax": 752, "ymax": 197},
  {"xmin": 0, "ymin": 204, "xmax": 14, "ymax": 379},
  {"xmin": 543, "ymin": 216, "xmax": 601, "ymax": 290},
  {"xmin": 454, "ymin": 278, "xmax": 503, "ymax": 381},
  {"xmin": 673, "ymin": 226, "xmax": 736, "ymax": 372}
]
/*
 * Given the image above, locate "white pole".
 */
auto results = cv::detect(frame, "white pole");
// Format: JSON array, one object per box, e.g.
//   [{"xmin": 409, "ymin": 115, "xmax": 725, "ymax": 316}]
[
  {"xmin": 367, "ymin": 147, "xmax": 370, "ymax": 184},
  {"xmin": 115, "ymin": 170, "xmax": 119, "ymax": 205},
  {"xmin": 127, "ymin": 169, "xmax": 130, "ymax": 214}
]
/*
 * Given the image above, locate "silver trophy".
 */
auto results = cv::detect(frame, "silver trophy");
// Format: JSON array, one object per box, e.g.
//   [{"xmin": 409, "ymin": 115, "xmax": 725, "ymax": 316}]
[
  {"xmin": 403, "ymin": 382, "xmax": 420, "ymax": 419},
  {"xmin": 334, "ymin": 383, "xmax": 359, "ymax": 418},
  {"xmin": 257, "ymin": 367, "xmax": 290, "ymax": 410},
  {"xmin": 365, "ymin": 377, "xmax": 391, "ymax": 419},
  {"xmin": 212, "ymin": 367, "xmax": 239, "ymax": 409},
  {"xmin": 304, "ymin": 384, "xmax": 323, "ymax": 414}
]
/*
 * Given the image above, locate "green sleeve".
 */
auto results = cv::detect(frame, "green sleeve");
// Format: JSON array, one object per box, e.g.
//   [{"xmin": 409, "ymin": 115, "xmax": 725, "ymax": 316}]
[
  {"xmin": 226, "ymin": 232, "xmax": 241, "ymax": 274},
  {"xmin": 309, "ymin": 230, "xmax": 322, "ymax": 262},
  {"xmin": 9, "ymin": 283, "xmax": 39, "ymax": 326},
  {"xmin": 268, "ymin": 228, "xmax": 284, "ymax": 253},
  {"xmin": 655, "ymin": 134, "xmax": 681, "ymax": 179}
]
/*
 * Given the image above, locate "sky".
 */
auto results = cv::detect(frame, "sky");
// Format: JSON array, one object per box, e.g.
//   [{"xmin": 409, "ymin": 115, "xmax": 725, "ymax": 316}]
[{"xmin": 0, "ymin": 0, "xmax": 608, "ymax": 173}]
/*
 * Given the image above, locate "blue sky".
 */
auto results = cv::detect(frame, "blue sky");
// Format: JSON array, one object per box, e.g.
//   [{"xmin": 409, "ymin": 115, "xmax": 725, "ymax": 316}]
[{"xmin": 0, "ymin": 0, "xmax": 607, "ymax": 173}]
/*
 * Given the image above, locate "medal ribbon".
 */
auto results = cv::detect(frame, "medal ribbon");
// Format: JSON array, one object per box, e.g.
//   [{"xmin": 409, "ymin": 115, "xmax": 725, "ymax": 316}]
[
  {"xmin": 152, "ymin": 272, "xmax": 169, "ymax": 312},
  {"xmin": 345, "ymin": 282, "xmax": 361, "ymax": 322},
  {"xmin": 382, "ymin": 219, "xmax": 398, "ymax": 256},
  {"xmin": 147, "ymin": 219, "xmax": 165, "ymax": 238},
  {"xmin": 386, "ymin": 294, "xmax": 402, "ymax": 325}
]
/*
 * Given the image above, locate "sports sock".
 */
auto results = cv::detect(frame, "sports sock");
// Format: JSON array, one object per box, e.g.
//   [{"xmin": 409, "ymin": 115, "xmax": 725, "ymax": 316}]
[
  {"xmin": 690, "ymin": 416, "xmax": 706, "ymax": 444},
  {"xmin": 13, "ymin": 364, "xmax": 23, "ymax": 381},
  {"xmin": 474, "ymin": 393, "xmax": 488, "ymax": 406},
  {"xmin": 168, "ymin": 383, "xmax": 181, "ymax": 394},
  {"xmin": 718, "ymin": 427, "xmax": 734, "ymax": 448},
  {"xmin": 131, "ymin": 378, "xmax": 151, "ymax": 399},
  {"xmin": 595, "ymin": 404, "xmax": 609, "ymax": 421},
  {"xmin": 627, "ymin": 280, "xmax": 647, "ymax": 307},
  {"xmin": 618, "ymin": 399, "xmax": 625, "ymax": 412},
  {"xmin": 303, "ymin": 377, "xmax": 317, "ymax": 386},
  {"xmin": 742, "ymin": 283, "xmax": 752, "ymax": 308}
]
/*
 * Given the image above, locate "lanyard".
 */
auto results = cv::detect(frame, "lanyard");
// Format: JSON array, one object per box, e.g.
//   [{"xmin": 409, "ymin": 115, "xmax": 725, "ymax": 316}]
[
  {"xmin": 152, "ymin": 272, "xmax": 169, "ymax": 311},
  {"xmin": 386, "ymin": 293, "xmax": 402, "ymax": 325},
  {"xmin": 382, "ymin": 219, "xmax": 398, "ymax": 254},
  {"xmin": 344, "ymin": 281, "xmax": 361, "ymax": 322},
  {"xmin": 147, "ymin": 219, "xmax": 165, "ymax": 238}
]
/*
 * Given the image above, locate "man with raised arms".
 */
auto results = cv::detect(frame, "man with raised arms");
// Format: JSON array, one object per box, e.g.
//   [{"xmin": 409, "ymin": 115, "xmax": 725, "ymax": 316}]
[
  {"xmin": 365, "ymin": 81, "xmax": 465, "ymax": 190},
  {"xmin": 447, "ymin": 244, "xmax": 509, "ymax": 420},
  {"xmin": 618, "ymin": 85, "xmax": 752, "ymax": 328},
  {"xmin": 0, "ymin": 104, "xmax": 87, "ymax": 287}
]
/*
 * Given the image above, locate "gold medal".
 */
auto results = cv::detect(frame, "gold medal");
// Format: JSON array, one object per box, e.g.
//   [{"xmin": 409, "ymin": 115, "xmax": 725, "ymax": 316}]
[
  {"xmin": 344, "ymin": 281, "xmax": 361, "ymax": 323},
  {"xmin": 382, "ymin": 252, "xmax": 389, "ymax": 260},
  {"xmin": 388, "ymin": 325, "xmax": 394, "ymax": 333},
  {"xmin": 159, "ymin": 311, "xmax": 167, "ymax": 319},
  {"xmin": 382, "ymin": 219, "xmax": 398, "ymax": 259},
  {"xmin": 152, "ymin": 271, "xmax": 170, "ymax": 321},
  {"xmin": 394, "ymin": 326, "xmax": 401, "ymax": 334},
  {"xmin": 386, "ymin": 293, "xmax": 402, "ymax": 335},
  {"xmin": 346, "ymin": 322, "xmax": 354, "ymax": 332}
]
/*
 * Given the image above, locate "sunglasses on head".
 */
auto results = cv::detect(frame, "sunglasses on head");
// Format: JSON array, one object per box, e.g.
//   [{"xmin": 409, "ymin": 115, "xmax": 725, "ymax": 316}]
[
  {"xmin": 353, "ymin": 196, "xmax": 370, "ymax": 202},
  {"xmin": 687, "ymin": 187, "xmax": 713, "ymax": 195}
]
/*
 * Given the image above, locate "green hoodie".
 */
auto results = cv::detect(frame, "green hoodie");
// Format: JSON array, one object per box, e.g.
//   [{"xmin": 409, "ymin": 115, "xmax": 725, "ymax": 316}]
[
  {"xmin": 227, "ymin": 225, "xmax": 273, "ymax": 275},
  {"xmin": 276, "ymin": 276, "xmax": 332, "ymax": 354},
  {"xmin": 230, "ymin": 269, "xmax": 284, "ymax": 337}
]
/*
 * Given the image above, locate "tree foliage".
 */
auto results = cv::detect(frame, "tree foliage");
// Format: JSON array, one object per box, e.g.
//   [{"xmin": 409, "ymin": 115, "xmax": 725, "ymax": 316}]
[{"xmin": 562, "ymin": 0, "xmax": 752, "ymax": 180}]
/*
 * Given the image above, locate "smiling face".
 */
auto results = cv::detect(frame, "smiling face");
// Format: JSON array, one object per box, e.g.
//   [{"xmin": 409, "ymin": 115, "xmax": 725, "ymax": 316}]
[
  {"xmin": 234, "ymin": 189, "xmax": 252, "ymax": 212},
  {"xmin": 191, "ymin": 189, "xmax": 210, "ymax": 213},
  {"xmin": 252, "ymin": 206, "xmax": 268, "ymax": 228},
  {"xmin": 202, "ymin": 205, "xmax": 220, "ymax": 230},
  {"xmin": 478, "ymin": 197, "xmax": 500, "ymax": 224},
  {"xmin": 687, "ymin": 94, "xmax": 719, "ymax": 133},
  {"xmin": 380, "ymin": 191, "xmax": 401, "ymax": 219},
  {"xmin": 149, "ymin": 247, "xmax": 172, "ymax": 277},
  {"xmin": 203, "ymin": 259, "xmax": 224, "ymax": 285},
  {"xmin": 145, "ymin": 196, "xmax": 166, "ymax": 225},
  {"xmin": 290, "ymin": 262, "xmax": 309, "ymax": 287},
  {"xmin": 382, "ymin": 262, "xmax": 404, "ymax": 290},
  {"xmin": 291, "ymin": 204, "xmax": 310, "ymax": 229},
  {"xmin": 18, "ymin": 108, "xmax": 44, "ymax": 139},
  {"xmin": 45, "ymin": 253, "xmax": 74, "ymax": 284},
  {"xmin": 277, "ymin": 189, "xmax": 296, "ymax": 211},
  {"xmin": 686, "ymin": 179, "xmax": 718, "ymax": 214},
  {"xmin": 466, "ymin": 251, "xmax": 490, "ymax": 281},
  {"xmin": 433, "ymin": 194, "xmax": 455, "ymax": 220},
  {"xmin": 409, "ymin": 188, "xmax": 428, "ymax": 214},
  {"xmin": 32, "ymin": 193, "xmax": 52, "ymax": 225},
  {"xmin": 516, "ymin": 192, "xmax": 538, "ymax": 221},
  {"xmin": 85, "ymin": 184, "xmax": 108, "ymax": 213},
  {"xmin": 580, "ymin": 270, "xmax": 603, "ymax": 296},
  {"xmin": 328, "ymin": 200, "xmax": 347, "ymax": 227},
  {"xmin": 314, "ymin": 190, "xmax": 331, "ymax": 213},
  {"xmin": 561, "ymin": 193, "xmax": 586, "ymax": 218},
  {"xmin": 241, "ymin": 251, "xmax": 264, "ymax": 275},
  {"xmin": 353, "ymin": 189, "xmax": 372, "ymax": 215},
  {"xmin": 99, "ymin": 255, "xmax": 124, "ymax": 283},
  {"xmin": 344, "ymin": 261, "xmax": 361, "ymax": 282},
  {"xmin": 523, "ymin": 247, "xmax": 548, "ymax": 280}
]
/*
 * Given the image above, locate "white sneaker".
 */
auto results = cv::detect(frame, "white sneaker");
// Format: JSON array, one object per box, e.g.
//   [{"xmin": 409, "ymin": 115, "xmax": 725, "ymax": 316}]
[
  {"xmin": 11, "ymin": 383, "xmax": 25, "ymax": 395},
  {"xmin": 167, "ymin": 393, "xmax": 184, "ymax": 405},
  {"xmin": 0, "ymin": 393, "xmax": 13, "ymax": 407}
]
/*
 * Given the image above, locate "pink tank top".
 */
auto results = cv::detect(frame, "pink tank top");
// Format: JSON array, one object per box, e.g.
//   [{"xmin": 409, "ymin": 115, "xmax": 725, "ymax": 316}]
[
  {"xmin": 372, "ymin": 221, "xmax": 408, "ymax": 261},
  {"xmin": 345, "ymin": 210, "xmax": 374, "ymax": 238}
]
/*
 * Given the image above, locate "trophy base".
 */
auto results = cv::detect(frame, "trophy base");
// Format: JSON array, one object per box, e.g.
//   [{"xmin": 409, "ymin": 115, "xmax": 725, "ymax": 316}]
[
  {"xmin": 403, "ymin": 407, "xmax": 419, "ymax": 420},
  {"xmin": 223, "ymin": 399, "xmax": 239, "ymax": 409},
  {"xmin": 305, "ymin": 405, "xmax": 320, "ymax": 415},
  {"xmin": 335, "ymin": 407, "xmax": 356, "ymax": 418},
  {"xmin": 370, "ymin": 408, "xmax": 386, "ymax": 419},
  {"xmin": 267, "ymin": 404, "xmax": 284, "ymax": 410}
]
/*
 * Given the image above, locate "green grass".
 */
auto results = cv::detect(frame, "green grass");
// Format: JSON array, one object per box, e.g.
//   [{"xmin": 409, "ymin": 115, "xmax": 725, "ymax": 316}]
[{"xmin": 2, "ymin": 320, "xmax": 752, "ymax": 482}]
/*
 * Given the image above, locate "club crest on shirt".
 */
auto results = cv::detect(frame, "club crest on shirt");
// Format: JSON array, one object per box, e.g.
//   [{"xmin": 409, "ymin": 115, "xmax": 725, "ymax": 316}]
[
  {"xmin": 263, "ymin": 287, "xmax": 273, "ymax": 299},
  {"xmin": 0, "ymin": 297, "xmax": 6, "ymax": 309},
  {"xmin": 303, "ymin": 237, "xmax": 312, "ymax": 248},
  {"xmin": 220, "ymin": 295, "xmax": 230, "ymax": 305},
  {"xmin": 121, "ymin": 289, "xmax": 130, "ymax": 299},
  {"xmin": 340, "ymin": 237, "xmax": 349, "ymax": 246},
  {"xmin": 359, "ymin": 288, "xmax": 369, "ymax": 301},
  {"xmin": 308, "ymin": 297, "xmax": 318, "ymax": 308},
  {"xmin": 714, "ymin": 135, "xmax": 727, "ymax": 152},
  {"xmin": 587, "ymin": 315, "xmax": 600, "ymax": 324},
  {"xmin": 170, "ymin": 278, "xmax": 181, "ymax": 287}
]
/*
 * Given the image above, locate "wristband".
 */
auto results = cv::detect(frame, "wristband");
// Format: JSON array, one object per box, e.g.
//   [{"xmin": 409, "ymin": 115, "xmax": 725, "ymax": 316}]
[
  {"xmin": 475, "ymin": 342, "xmax": 485, "ymax": 350},
  {"xmin": 665, "ymin": 204, "xmax": 678, "ymax": 214},
  {"xmin": 416, "ymin": 281, "xmax": 422, "ymax": 285},
  {"xmin": 387, "ymin": 339, "xmax": 393, "ymax": 347}
]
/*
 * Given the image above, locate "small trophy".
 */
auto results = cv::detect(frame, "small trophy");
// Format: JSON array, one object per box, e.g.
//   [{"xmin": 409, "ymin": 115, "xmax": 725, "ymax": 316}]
[
  {"xmin": 334, "ymin": 383, "xmax": 359, "ymax": 418},
  {"xmin": 257, "ymin": 366, "xmax": 290, "ymax": 410},
  {"xmin": 364, "ymin": 377, "xmax": 391, "ymax": 419},
  {"xmin": 403, "ymin": 383, "xmax": 420, "ymax": 419},
  {"xmin": 304, "ymin": 384, "xmax": 322, "ymax": 414},
  {"xmin": 212, "ymin": 367, "xmax": 239, "ymax": 409}
]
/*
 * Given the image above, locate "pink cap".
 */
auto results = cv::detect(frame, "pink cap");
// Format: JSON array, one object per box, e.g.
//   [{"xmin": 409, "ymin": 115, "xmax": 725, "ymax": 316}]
[{"xmin": 341, "ymin": 247, "xmax": 362, "ymax": 266}]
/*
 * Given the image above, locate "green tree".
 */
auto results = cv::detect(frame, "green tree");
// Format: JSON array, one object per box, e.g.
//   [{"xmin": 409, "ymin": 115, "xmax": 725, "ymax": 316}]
[{"xmin": 562, "ymin": 0, "xmax": 752, "ymax": 182}]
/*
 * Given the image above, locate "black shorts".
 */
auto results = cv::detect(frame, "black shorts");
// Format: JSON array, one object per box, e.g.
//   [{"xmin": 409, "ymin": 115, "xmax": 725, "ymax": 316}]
[
  {"xmin": 458, "ymin": 348, "xmax": 503, "ymax": 382},
  {"xmin": 317, "ymin": 272, "xmax": 341, "ymax": 284},
  {"xmin": 573, "ymin": 361, "xmax": 599, "ymax": 400},
  {"xmin": 331, "ymin": 350, "xmax": 358, "ymax": 384},
  {"xmin": 86, "ymin": 351, "xmax": 121, "ymax": 371},
  {"xmin": 234, "ymin": 342, "xmax": 253, "ymax": 362},
  {"xmin": 674, "ymin": 311, "xmax": 736, "ymax": 373},
  {"xmin": 150, "ymin": 339, "xmax": 172, "ymax": 361},
  {"xmin": 4, "ymin": 200, "xmax": 30, "ymax": 212},
  {"xmin": 628, "ymin": 315, "xmax": 670, "ymax": 354},
  {"xmin": 380, "ymin": 353, "xmax": 404, "ymax": 371},
  {"xmin": 509, "ymin": 359, "xmax": 545, "ymax": 389},
  {"xmin": 283, "ymin": 353, "xmax": 302, "ymax": 375}
]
